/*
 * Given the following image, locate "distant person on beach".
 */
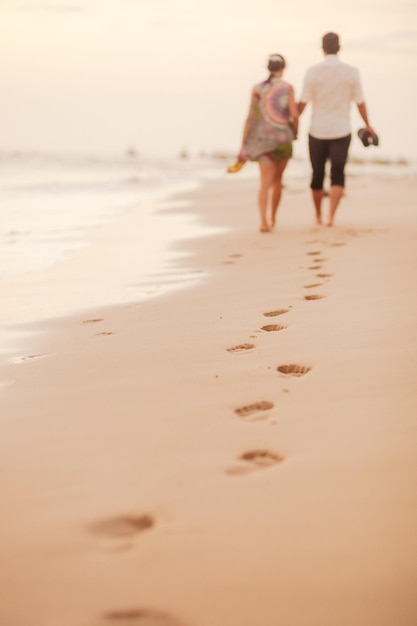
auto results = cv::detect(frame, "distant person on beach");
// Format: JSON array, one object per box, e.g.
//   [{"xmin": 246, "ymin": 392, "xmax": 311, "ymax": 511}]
[
  {"xmin": 231, "ymin": 54, "xmax": 299, "ymax": 233},
  {"xmin": 298, "ymin": 32, "xmax": 378, "ymax": 226}
]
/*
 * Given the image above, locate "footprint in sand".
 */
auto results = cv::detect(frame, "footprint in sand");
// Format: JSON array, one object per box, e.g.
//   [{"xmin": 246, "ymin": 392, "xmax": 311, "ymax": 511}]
[
  {"xmin": 19, "ymin": 353, "xmax": 47, "ymax": 362},
  {"xmin": 329, "ymin": 242, "xmax": 346, "ymax": 247},
  {"xmin": 313, "ymin": 258, "xmax": 327, "ymax": 263},
  {"xmin": 277, "ymin": 364, "xmax": 311, "ymax": 377},
  {"xmin": 96, "ymin": 331, "xmax": 115, "ymax": 337},
  {"xmin": 317, "ymin": 273, "xmax": 333, "ymax": 278},
  {"xmin": 99, "ymin": 608, "xmax": 184, "ymax": 625},
  {"xmin": 227, "ymin": 449, "xmax": 284, "ymax": 475},
  {"xmin": 304, "ymin": 294, "xmax": 325, "ymax": 301},
  {"xmin": 346, "ymin": 228, "xmax": 376, "ymax": 237},
  {"xmin": 234, "ymin": 401, "xmax": 274, "ymax": 421},
  {"xmin": 223, "ymin": 252, "xmax": 243, "ymax": 264},
  {"xmin": 263, "ymin": 308, "xmax": 289, "ymax": 317},
  {"xmin": 83, "ymin": 318, "xmax": 104, "ymax": 324},
  {"xmin": 89, "ymin": 513, "xmax": 155, "ymax": 550},
  {"xmin": 308, "ymin": 265, "xmax": 322, "ymax": 270},
  {"xmin": 226, "ymin": 343, "xmax": 255, "ymax": 352},
  {"xmin": 261, "ymin": 324, "xmax": 287, "ymax": 332},
  {"xmin": 240, "ymin": 449, "xmax": 284, "ymax": 466},
  {"xmin": 306, "ymin": 251, "xmax": 322, "ymax": 256},
  {"xmin": 304, "ymin": 283, "xmax": 323, "ymax": 289}
]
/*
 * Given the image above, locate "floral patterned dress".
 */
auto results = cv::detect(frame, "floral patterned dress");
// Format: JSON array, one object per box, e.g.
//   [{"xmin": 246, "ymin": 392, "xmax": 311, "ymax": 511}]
[{"xmin": 243, "ymin": 77, "xmax": 294, "ymax": 162}]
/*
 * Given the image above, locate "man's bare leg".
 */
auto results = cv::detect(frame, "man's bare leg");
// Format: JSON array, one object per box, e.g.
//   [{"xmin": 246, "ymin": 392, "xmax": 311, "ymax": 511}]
[
  {"xmin": 270, "ymin": 158, "xmax": 289, "ymax": 229},
  {"xmin": 312, "ymin": 189, "xmax": 324, "ymax": 224},
  {"xmin": 327, "ymin": 185, "xmax": 344, "ymax": 226}
]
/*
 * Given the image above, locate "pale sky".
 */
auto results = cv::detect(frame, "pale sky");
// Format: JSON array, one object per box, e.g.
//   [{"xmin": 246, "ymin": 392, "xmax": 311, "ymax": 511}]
[{"xmin": 1, "ymin": 0, "xmax": 416, "ymax": 160}]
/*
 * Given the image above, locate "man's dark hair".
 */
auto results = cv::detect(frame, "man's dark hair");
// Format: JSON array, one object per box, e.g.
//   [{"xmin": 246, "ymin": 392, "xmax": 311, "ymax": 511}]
[{"xmin": 322, "ymin": 32, "xmax": 340, "ymax": 54}]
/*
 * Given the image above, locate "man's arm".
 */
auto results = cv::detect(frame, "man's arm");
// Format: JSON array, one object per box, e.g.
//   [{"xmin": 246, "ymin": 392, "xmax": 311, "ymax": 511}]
[
  {"xmin": 357, "ymin": 102, "xmax": 377, "ymax": 136},
  {"xmin": 298, "ymin": 68, "xmax": 312, "ymax": 116},
  {"xmin": 297, "ymin": 101, "xmax": 307, "ymax": 115}
]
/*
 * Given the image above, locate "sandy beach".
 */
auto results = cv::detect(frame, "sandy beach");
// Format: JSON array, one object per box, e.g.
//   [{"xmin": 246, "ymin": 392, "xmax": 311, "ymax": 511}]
[{"xmin": 0, "ymin": 170, "xmax": 417, "ymax": 626}]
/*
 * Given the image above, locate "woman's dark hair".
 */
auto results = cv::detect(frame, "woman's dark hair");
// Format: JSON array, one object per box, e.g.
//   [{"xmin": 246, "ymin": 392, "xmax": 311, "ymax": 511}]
[
  {"xmin": 322, "ymin": 32, "xmax": 340, "ymax": 54},
  {"xmin": 267, "ymin": 54, "xmax": 286, "ymax": 72}
]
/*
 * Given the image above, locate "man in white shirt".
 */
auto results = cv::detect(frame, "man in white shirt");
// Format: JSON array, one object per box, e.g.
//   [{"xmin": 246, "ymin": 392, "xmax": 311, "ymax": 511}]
[{"xmin": 298, "ymin": 32, "xmax": 377, "ymax": 226}]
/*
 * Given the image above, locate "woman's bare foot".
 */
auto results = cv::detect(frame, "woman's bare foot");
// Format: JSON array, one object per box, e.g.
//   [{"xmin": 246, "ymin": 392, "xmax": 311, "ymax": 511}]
[{"xmin": 259, "ymin": 225, "xmax": 270, "ymax": 233}]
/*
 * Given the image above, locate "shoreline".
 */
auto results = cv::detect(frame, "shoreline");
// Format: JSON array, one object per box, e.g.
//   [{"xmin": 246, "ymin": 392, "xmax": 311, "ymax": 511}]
[
  {"xmin": 1, "ymin": 173, "xmax": 417, "ymax": 625},
  {"xmin": 0, "ymin": 174, "xmax": 221, "ymax": 365},
  {"xmin": 1, "ymin": 155, "xmax": 415, "ymax": 364}
]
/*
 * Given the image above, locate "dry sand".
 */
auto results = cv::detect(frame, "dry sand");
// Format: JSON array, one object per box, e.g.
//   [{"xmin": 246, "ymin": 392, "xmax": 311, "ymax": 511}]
[{"xmin": 0, "ymin": 171, "xmax": 417, "ymax": 626}]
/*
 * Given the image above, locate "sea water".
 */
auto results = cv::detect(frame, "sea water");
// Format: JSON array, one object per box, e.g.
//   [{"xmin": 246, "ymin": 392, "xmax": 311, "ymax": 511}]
[
  {"xmin": 0, "ymin": 151, "xmax": 222, "ymax": 276},
  {"xmin": 0, "ymin": 152, "xmax": 240, "ymax": 361},
  {"xmin": 0, "ymin": 151, "xmax": 233, "ymax": 362}
]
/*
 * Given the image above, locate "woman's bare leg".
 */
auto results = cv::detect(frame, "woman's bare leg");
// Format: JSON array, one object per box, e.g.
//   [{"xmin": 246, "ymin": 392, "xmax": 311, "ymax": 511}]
[
  {"xmin": 258, "ymin": 161, "xmax": 276, "ymax": 232},
  {"xmin": 270, "ymin": 158, "xmax": 289, "ymax": 228}
]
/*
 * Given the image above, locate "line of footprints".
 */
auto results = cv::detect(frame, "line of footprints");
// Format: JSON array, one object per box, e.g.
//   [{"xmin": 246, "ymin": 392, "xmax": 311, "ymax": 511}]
[
  {"xmin": 225, "ymin": 238, "xmax": 344, "ymax": 476},
  {"xmin": 80, "ymin": 239, "xmax": 344, "ymax": 626}
]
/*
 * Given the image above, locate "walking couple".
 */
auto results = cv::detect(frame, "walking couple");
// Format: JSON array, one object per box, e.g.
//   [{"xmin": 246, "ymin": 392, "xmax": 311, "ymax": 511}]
[{"xmin": 232, "ymin": 32, "xmax": 378, "ymax": 231}]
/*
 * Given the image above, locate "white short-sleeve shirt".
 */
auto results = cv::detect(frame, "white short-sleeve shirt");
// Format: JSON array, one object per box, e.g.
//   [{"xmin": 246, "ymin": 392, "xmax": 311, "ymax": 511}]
[{"xmin": 300, "ymin": 55, "xmax": 365, "ymax": 139}]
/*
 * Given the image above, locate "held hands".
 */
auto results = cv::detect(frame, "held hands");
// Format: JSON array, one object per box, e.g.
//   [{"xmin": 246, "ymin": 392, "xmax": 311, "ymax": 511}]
[{"xmin": 289, "ymin": 121, "xmax": 298, "ymax": 140}]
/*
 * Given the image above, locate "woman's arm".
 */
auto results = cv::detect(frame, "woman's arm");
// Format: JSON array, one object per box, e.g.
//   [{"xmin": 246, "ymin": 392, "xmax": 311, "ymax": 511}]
[{"xmin": 238, "ymin": 91, "xmax": 256, "ymax": 160}]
